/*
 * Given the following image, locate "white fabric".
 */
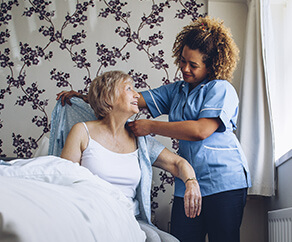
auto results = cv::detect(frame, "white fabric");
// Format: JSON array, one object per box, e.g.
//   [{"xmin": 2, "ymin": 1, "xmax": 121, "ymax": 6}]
[
  {"xmin": 236, "ymin": 0, "xmax": 274, "ymax": 196},
  {"xmin": 81, "ymin": 122, "xmax": 141, "ymax": 216},
  {"xmin": 34, "ymin": 136, "xmax": 49, "ymax": 157},
  {"xmin": 0, "ymin": 156, "xmax": 146, "ymax": 242}
]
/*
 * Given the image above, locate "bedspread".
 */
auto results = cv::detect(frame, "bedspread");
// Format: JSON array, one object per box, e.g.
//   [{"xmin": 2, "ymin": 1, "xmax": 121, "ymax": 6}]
[{"xmin": 0, "ymin": 156, "xmax": 146, "ymax": 242}]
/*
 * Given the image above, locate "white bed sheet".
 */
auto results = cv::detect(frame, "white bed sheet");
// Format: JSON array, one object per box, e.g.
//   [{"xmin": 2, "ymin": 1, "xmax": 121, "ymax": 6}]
[{"xmin": 0, "ymin": 156, "xmax": 146, "ymax": 242}]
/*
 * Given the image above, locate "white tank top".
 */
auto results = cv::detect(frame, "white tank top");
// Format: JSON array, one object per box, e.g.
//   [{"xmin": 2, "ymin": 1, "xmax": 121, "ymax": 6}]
[{"xmin": 80, "ymin": 122, "xmax": 141, "ymax": 216}]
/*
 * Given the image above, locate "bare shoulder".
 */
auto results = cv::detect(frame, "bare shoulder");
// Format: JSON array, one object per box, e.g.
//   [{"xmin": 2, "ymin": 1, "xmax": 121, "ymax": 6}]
[
  {"xmin": 85, "ymin": 120, "xmax": 100, "ymax": 126},
  {"xmin": 66, "ymin": 122, "xmax": 90, "ymax": 152},
  {"xmin": 71, "ymin": 122, "xmax": 86, "ymax": 133},
  {"xmin": 83, "ymin": 120, "xmax": 102, "ymax": 132},
  {"xmin": 67, "ymin": 122, "xmax": 89, "ymax": 142}
]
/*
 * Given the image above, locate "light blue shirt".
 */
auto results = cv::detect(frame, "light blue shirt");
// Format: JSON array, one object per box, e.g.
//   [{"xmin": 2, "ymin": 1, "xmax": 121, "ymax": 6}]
[
  {"xmin": 141, "ymin": 79, "xmax": 252, "ymax": 197},
  {"xmin": 49, "ymin": 97, "xmax": 164, "ymax": 224}
]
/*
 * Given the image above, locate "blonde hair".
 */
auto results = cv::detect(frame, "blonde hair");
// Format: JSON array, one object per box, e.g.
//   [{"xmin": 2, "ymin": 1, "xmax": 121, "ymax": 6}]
[
  {"xmin": 172, "ymin": 16, "xmax": 239, "ymax": 82},
  {"xmin": 88, "ymin": 70, "xmax": 132, "ymax": 120}
]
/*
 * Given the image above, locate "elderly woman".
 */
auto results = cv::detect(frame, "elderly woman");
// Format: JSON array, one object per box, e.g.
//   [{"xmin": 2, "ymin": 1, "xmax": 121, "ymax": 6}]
[{"xmin": 60, "ymin": 70, "xmax": 201, "ymax": 242}]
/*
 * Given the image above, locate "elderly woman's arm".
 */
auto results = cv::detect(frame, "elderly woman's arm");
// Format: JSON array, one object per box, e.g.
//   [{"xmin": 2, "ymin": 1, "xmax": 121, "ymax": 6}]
[
  {"xmin": 60, "ymin": 123, "xmax": 87, "ymax": 164},
  {"xmin": 153, "ymin": 148, "xmax": 201, "ymax": 218}
]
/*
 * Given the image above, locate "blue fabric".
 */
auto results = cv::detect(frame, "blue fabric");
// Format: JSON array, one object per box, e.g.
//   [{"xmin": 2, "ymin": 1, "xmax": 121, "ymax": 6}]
[
  {"xmin": 49, "ymin": 98, "xmax": 165, "ymax": 224},
  {"xmin": 141, "ymin": 79, "xmax": 252, "ymax": 197},
  {"xmin": 0, "ymin": 160, "xmax": 11, "ymax": 166},
  {"xmin": 136, "ymin": 134, "xmax": 165, "ymax": 224},
  {"xmin": 49, "ymin": 97, "xmax": 96, "ymax": 157}
]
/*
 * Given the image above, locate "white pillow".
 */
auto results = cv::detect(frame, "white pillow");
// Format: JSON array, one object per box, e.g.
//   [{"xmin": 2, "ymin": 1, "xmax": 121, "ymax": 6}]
[
  {"xmin": 34, "ymin": 136, "xmax": 50, "ymax": 157},
  {"xmin": 0, "ymin": 156, "xmax": 93, "ymax": 185}
]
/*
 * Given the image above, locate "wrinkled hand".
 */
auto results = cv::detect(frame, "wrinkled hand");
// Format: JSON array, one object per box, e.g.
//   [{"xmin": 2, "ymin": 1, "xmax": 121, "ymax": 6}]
[
  {"xmin": 56, "ymin": 90, "xmax": 81, "ymax": 106},
  {"xmin": 184, "ymin": 180, "xmax": 202, "ymax": 218},
  {"xmin": 127, "ymin": 120, "xmax": 152, "ymax": 136}
]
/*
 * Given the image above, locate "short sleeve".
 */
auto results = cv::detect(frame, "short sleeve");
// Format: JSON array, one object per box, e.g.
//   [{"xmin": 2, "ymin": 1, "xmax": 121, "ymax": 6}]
[
  {"xmin": 141, "ymin": 82, "xmax": 180, "ymax": 118},
  {"xmin": 198, "ymin": 80, "xmax": 239, "ymax": 131}
]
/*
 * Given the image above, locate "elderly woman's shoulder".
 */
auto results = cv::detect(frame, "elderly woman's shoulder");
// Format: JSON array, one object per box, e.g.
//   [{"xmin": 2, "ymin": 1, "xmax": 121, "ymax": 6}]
[{"xmin": 71, "ymin": 122, "xmax": 86, "ymax": 132}]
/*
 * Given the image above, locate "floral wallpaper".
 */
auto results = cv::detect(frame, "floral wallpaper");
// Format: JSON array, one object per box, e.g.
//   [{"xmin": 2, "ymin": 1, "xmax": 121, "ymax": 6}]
[{"xmin": 0, "ymin": 0, "xmax": 206, "ymax": 230}]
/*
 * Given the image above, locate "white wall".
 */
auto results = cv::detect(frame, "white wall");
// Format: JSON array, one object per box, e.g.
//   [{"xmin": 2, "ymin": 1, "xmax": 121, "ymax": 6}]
[
  {"xmin": 207, "ymin": 0, "xmax": 248, "ymax": 93},
  {"xmin": 269, "ymin": 151, "xmax": 292, "ymax": 210}
]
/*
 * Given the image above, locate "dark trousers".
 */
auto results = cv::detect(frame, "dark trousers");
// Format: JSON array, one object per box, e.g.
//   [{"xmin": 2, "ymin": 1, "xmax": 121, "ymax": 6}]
[{"xmin": 170, "ymin": 188, "xmax": 247, "ymax": 242}]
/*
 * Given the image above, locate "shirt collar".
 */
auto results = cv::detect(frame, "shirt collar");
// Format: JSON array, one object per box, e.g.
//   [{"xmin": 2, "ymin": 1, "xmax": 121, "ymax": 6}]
[{"xmin": 181, "ymin": 79, "xmax": 209, "ymax": 94}]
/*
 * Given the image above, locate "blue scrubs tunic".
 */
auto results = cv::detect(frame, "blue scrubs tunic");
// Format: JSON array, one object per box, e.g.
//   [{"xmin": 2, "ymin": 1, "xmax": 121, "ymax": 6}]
[{"xmin": 141, "ymin": 79, "xmax": 252, "ymax": 197}]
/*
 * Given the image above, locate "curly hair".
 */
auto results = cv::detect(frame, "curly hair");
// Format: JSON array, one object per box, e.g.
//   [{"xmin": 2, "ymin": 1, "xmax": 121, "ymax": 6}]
[
  {"xmin": 172, "ymin": 16, "xmax": 239, "ymax": 82},
  {"xmin": 88, "ymin": 70, "xmax": 132, "ymax": 120}
]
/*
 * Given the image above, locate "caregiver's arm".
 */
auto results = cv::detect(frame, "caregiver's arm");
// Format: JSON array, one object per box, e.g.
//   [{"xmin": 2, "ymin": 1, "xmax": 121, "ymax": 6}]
[
  {"xmin": 153, "ymin": 148, "xmax": 201, "ymax": 218},
  {"xmin": 137, "ymin": 93, "xmax": 147, "ymax": 109},
  {"xmin": 128, "ymin": 118, "xmax": 221, "ymax": 141},
  {"xmin": 56, "ymin": 90, "xmax": 89, "ymax": 106},
  {"xmin": 56, "ymin": 90, "xmax": 147, "ymax": 108}
]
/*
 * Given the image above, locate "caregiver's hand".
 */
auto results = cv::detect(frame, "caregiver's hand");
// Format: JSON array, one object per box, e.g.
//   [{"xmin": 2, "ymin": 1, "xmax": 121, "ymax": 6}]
[
  {"xmin": 184, "ymin": 179, "xmax": 202, "ymax": 218},
  {"xmin": 128, "ymin": 119, "xmax": 153, "ymax": 136},
  {"xmin": 56, "ymin": 90, "xmax": 87, "ymax": 106}
]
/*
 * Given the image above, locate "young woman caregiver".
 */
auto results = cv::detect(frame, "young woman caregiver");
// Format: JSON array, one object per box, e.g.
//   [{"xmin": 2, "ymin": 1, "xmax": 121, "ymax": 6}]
[
  {"xmin": 57, "ymin": 16, "xmax": 251, "ymax": 242},
  {"xmin": 128, "ymin": 16, "xmax": 252, "ymax": 242}
]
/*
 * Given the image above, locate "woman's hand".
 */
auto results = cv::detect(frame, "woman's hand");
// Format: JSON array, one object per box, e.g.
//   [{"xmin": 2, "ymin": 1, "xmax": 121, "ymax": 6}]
[
  {"xmin": 184, "ymin": 179, "xmax": 202, "ymax": 218},
  {"xmin": 152, "ymin": 147, "xmax": 202, "ymax": 218},
  {"xmin": 127, "ymin": 119, "xmax": 153, "ymax": 136},
  {"xmin": 56, "ymin": 90, "xmax": 86, "ymax": 106}
]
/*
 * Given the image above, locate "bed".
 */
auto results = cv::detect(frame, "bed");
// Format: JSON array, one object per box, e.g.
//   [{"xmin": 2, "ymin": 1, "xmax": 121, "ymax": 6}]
[
  {"xmin": 0, "ymin": 156, "xmax": 146, "ymax": 242},
  {"xmin": 0, "ymin": 98, "xmax": 146, "ymax": 242}
]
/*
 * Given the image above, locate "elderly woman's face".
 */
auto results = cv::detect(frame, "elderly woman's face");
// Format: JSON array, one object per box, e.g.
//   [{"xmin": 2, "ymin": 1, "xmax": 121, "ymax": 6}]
[{"xmin": 113, "ymin": 79, "xmax": 140, "ymax": 115}]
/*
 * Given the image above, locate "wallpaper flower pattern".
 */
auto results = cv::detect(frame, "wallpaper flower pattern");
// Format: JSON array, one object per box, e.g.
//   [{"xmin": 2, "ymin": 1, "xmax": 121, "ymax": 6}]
[{"xmin": 0, "ymin": 0, "xmax": 206, "ymax": 229}]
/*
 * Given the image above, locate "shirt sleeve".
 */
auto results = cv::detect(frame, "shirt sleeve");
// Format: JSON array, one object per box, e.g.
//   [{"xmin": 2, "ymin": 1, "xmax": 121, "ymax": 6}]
[
  {"xmin": 141, "ymin": 82, "xmax": 179, "ymax": 118},
  {"xmin": 198, "ymin": 80, "xmax": 239, "ymax": 132},
  {"xmin": 144, "ymin": 135, "xmax": 165, "ymax": 165}
]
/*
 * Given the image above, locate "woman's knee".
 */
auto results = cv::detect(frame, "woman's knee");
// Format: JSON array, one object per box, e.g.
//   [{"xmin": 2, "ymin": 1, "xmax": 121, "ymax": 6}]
[{"xmin": 138, "ymin": 220, "xmax": 179, "ymax": 242}]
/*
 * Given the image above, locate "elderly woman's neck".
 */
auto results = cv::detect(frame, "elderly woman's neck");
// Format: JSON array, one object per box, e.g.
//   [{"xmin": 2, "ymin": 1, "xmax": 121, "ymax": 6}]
[{"xmin": 100, "ymin": 113, "xmax": 130, "ymax": 136}]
